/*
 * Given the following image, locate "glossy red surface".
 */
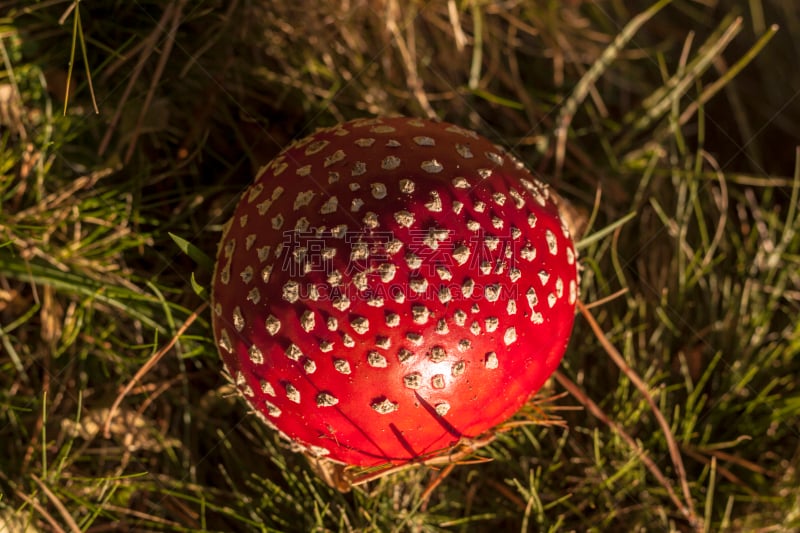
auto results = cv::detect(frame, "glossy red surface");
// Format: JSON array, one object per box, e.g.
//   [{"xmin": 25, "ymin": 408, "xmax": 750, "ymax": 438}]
[{"xmin": 211, "ymin": 117, "xmax": 578, "ymax": 466}]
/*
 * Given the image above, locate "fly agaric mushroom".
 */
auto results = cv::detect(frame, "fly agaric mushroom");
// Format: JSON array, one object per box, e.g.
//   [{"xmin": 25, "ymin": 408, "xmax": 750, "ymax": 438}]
[{"xmin": 212, "ymin": 116, "xmax": 578, "ymax": 477}]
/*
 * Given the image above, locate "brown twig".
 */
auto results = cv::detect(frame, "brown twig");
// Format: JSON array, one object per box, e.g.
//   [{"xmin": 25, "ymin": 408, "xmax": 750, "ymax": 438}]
[
  {"xmin": 103, "ymin": 301, "xmax": 207, "ymax": 438},
  {"xmin": 98, "ymin": 2, "xmax": 176, "ymax": 156},
  {"xmin": 420, "ymin": 463, "xmax": 455, "ymax": 510},
  {"xmin": 14, "ymin": 488, "xmax": 64, "ymax": 533},
  {"xmin": 680, "ymin": 448, "xmax": 758, "ymax": 497},
  {"xmin": 575, "ymin": 298, "xmax": 698, "ymax": 527},
  {"xmin": 583, "ymin": 287, "xmax": 629, "ymax": 310},
  {"xmin": 683, "ymin": 443, "xmax": 777, "ymax": 479},
  {"xmin": 30, "ymin": 474, "xmax": 81, "ymax": 533},
  {"xmin": 554, "ymin": 370, "xmax": 694, "ymax": 526},
  {"xmin": 124, "ymin": 0, "xmax": 189, "ymax": 163}
]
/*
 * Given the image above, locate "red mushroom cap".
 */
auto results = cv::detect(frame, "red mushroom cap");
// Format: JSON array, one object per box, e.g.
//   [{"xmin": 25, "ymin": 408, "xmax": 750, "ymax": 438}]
[{"xmin": 211, "ymin": 117, "xmax": 578, "ymax": 467}]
